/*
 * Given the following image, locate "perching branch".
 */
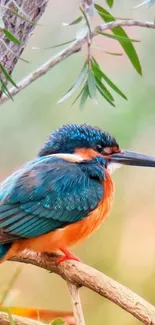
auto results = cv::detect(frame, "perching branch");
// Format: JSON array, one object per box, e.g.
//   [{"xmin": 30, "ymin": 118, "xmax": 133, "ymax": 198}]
[
  {"xmin": 9, "ymin": 250, "xmax": 155, "ymax": 325},
  {"xmin": 1, "ymin": 18, "xmax": 155, "ymax": 105}
]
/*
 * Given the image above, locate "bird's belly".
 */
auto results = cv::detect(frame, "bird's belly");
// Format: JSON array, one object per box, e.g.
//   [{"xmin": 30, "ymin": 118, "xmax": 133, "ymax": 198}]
[{"xmin": 6, "ymin": 170, "xmax": 114, "ymax": 258}]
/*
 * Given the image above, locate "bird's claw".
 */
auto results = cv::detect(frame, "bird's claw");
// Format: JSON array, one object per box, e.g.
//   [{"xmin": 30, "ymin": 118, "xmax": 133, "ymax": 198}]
[{"xmin": 56, "ymin": 247, "xmax": 80, "ymax": 265}]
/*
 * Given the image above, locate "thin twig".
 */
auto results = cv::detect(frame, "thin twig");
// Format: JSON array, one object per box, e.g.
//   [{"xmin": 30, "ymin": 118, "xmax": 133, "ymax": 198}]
[
  {"xmin": 82, "ymin": 0, "xmax": 93, "ymax": 69},
  {"xmin": 67, "ymin": 282, "xmax": 85, "ymax": 325},
  {"xmin": 1, "ymin": 19, "xmax": 155, "ymax": 105},
  {"xmin": 10, "ymin": 250, "xmax": 155, "ymax": 325}
]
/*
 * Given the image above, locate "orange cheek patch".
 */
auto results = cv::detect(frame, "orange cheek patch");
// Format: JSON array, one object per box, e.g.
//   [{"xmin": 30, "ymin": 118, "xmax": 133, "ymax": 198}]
[{"xmin": 75, "ymin": 148, "xmax": 100, "ymax": 160}]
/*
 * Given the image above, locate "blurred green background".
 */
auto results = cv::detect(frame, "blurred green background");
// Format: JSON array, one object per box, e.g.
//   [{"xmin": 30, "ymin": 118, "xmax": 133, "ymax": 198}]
[{"xmin": 1, "ymin": 0, "xmax": 155, "ymax": 324}]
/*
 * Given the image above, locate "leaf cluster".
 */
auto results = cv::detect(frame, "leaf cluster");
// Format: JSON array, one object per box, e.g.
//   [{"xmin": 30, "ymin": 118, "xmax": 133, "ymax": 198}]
[
  {"xmin": 58, "ymin": 2, "xmax": 142, "ymax": 107},
  {"xmin": 58, "ymin": 57, "xmax": 127, "ymax": 108},
  {"xmin": 0, "ymin": 0, "xmax": 154, "ymax": 108}
]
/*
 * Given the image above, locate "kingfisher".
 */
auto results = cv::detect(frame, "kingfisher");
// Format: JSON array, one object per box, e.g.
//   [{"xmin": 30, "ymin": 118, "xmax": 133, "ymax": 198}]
[{"xmin": 0, "ymin": 123, "xmax": 155, "ymax": 264}]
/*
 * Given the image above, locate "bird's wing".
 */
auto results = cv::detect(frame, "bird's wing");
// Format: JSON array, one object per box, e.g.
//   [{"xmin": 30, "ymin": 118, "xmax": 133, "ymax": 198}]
[{"xmin": 0, "ymin": 155, "xmax": 103, "ymax": 242}]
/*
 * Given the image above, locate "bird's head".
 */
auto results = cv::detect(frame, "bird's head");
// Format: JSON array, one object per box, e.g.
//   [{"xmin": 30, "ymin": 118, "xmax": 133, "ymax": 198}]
[{"xmin": 38, "ymin": 124, "xmax": 155, "ymax": 172}]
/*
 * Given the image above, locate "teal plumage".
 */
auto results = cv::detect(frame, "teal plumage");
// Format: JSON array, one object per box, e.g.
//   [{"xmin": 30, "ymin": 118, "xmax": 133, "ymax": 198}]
[
  {"xmin": 0, "ymin": 123, "xmax": 153, "ymax": 263},
  {"xmin": 0, "ymin": 124, "xmax": 120, "ymax": 261},
  {"xmin": 0, "ymin": 156, "xmax": 104, "ymax": 242}
]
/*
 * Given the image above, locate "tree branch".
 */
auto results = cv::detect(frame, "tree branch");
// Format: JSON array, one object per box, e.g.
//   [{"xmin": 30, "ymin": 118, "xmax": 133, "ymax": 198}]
[
  {"xmin": 67, "ymin": 282, "xmax": 85, "ymax": 325},
  {"xmin": 0, "ymin": 0, "xmax": 49, "ymax": 96},
  {"xmin": 9, "ymin": 250, "xmax": 155, "ymax": 325},
  {"xmin": 1, "ymin": 18, "xmax": 155, "ymax": 105}
]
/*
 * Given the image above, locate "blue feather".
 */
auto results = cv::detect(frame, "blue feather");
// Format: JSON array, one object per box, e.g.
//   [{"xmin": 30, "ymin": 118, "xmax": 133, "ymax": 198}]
[{"xmin": 0, "ymin": 155, "xmax": 104, "ymax": 240}]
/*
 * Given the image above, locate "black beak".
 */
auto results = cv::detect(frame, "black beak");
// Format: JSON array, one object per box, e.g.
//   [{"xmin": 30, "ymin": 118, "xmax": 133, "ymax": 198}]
[{"xmin": 109, "ymin": 150, "xmax": 155, "ymax": 167}]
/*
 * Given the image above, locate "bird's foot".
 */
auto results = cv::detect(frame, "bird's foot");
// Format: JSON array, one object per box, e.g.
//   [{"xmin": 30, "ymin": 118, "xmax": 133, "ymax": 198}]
[{"xmin": 57, "ymin": 247, "xmax": 80, "ymax": 264}]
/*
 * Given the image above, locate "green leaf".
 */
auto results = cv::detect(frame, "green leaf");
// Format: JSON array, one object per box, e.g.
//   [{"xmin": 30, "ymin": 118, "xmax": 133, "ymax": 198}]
[
  {"xmin": 80, "ymin": 84, "xmax": 89, "ymax": 109},
  {"xmin": 95, "ymin": 4, "xmax": 142, "ymax": 75},
  {"xmin": 97, "ymin": 83, "xmax": 115, "ymax": 106},
  {"xmin": 2, "ymin": 28, "xmax": 21, "ymax": 45},
  {"xmin": 106, "ymin": 0, "xmax": 114, "ymax": 8},
  {"xmin": 92, "ymin": 58, "xmax": 127, "ymax": 100},
  {"xmin": 102, "ymin": 50, "xmax": 122, "ymax": 56},
  {"xmin": 93, "ymin": 45, "xmax": 122, "ymax": 55},
  {"xmin": 1, "ymin": 5, "xmax": 38, "ymax": 24},
  {"xmin": 95, "ymin": 30, "xmax": 139, "ymax": 43},
  {"xmin": 95, "ymin": 76, "xmax": 114, "ymax": 102},
  {"xmin": 58, "ymin": 61, "xmax": 88, "ymax": 103},
  {"xmin": 45, "ymin": 39, "xmax": 76, "ymax": 49},
  {"xmin": 0, "ymin": 63, "xmax": 17, "ymax": 88},
  {"xmin": 88, "ymin": 70, "xmax": 97, "ymax": 103},
  {"xmin": 62, "ymin": 16, "xmax": 83, "ymax": 26},
  {"xmin": 0, "ymin": 40, "xmax": 29, "ymax": 63},
  {"xmin": 71, "ymin": 85, "xmax": 85, "ymax": 106},
  {"xmin": 0, "ymin": 77, "xmax": 13, "ymax": 100},
  {"xmin": 51, "ymin": 318, "xmax": 65, "ymax": 325}
]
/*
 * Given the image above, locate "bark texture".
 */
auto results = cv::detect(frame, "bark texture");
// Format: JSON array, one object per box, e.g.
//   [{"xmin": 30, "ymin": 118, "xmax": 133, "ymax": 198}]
[{"xmin": 0, "ymin": 0, "xmax": 49, "ymax": 96}]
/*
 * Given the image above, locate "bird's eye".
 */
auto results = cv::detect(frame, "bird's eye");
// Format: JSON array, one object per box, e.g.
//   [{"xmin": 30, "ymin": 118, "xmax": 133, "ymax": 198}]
[{"xmin": 96, "ymin": 144, "xmax": 103, "ymax": 153}]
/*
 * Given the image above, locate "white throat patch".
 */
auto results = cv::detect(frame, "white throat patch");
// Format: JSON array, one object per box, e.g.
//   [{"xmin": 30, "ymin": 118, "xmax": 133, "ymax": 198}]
[{"xmin": 107, "ymin": 162, "xmax": 122, "ymax": 174}]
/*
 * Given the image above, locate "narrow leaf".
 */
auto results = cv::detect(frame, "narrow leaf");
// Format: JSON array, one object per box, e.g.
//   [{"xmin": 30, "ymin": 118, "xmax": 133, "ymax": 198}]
[
  {"xmin": 45, "ymin": 39, "xmax": 76, "ymax": 49},
  {"xmin": 95, "ymin": 30, "xmax": 139, "ymax": 43},
  {"xmin": 2, "ymin": 28, "xmax": 21, "ymax": 45},
  {"xmin": 62, "ymin": 16, "xmax": 83, "ymax": 26},
  {"xmin": 106, "ymin": 0, "xmax": 114, "ymax": 8},
  {"xmin": 93, "ymin": 45, "xmax": 122, "ymax": 55},
  {"xmin": 95, "ymin": 4, "xmax": 142, "ymax": 75},
  {"xmin": 58, "ymin": 61, "xmax": 88, "ymax": 103},
  {"xmin": 88, "ymin": 70, "xmax": 97, "ymax": 102},
  {"xmin": 97, "ymin": 83, "xmax": 115, "ymax": 106},
  {"xmin": 0, "ymin": 40, "xmax": 29, "ymax": 63},
  {"xmin": 80, "ymin": 84, "xmax": 89, "ymax": 109},
  {"xmin": 0, "ymin": 63, "xmax": 17, "ymax": 88},
  {"xmin": 95, "ymin": 76, "xmax": 114, "ymax": 102},
  {"xmin": 0, "ymin": 77, "xmax": 12, "ymax": 99},
  {"xmin": 102, "ymin": 50, "xmax": 122, "ymax": 56},
  {"xmin": 71, "ymin": 85, "xmax": 85, "ymax": 107},
  {"xmin": 92, "ymin": 58, "xmax": 127, "ymax": 100},
  {"xmin": 1, "ymin": 5, "xmax": 38, "ymax": 24}
]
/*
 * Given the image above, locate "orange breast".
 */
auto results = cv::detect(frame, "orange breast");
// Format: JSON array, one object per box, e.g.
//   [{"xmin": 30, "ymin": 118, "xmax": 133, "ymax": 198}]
[{"xmin": 3, "ymin": 169, "xmax": 114, "ymax": 261}]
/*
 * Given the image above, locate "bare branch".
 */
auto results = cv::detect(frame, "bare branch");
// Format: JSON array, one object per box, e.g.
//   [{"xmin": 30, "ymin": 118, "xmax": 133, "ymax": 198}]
[
  {"xmin": 1, "ymin": 18, "xmax": 155, "ymax": 105},
  {"xmin": 10, "ymin": 250, "xmax": 155, "ymax": 325},
  {"xmin": 67, "ymin": 282, "xmax": 85, "ymax": 325}
]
